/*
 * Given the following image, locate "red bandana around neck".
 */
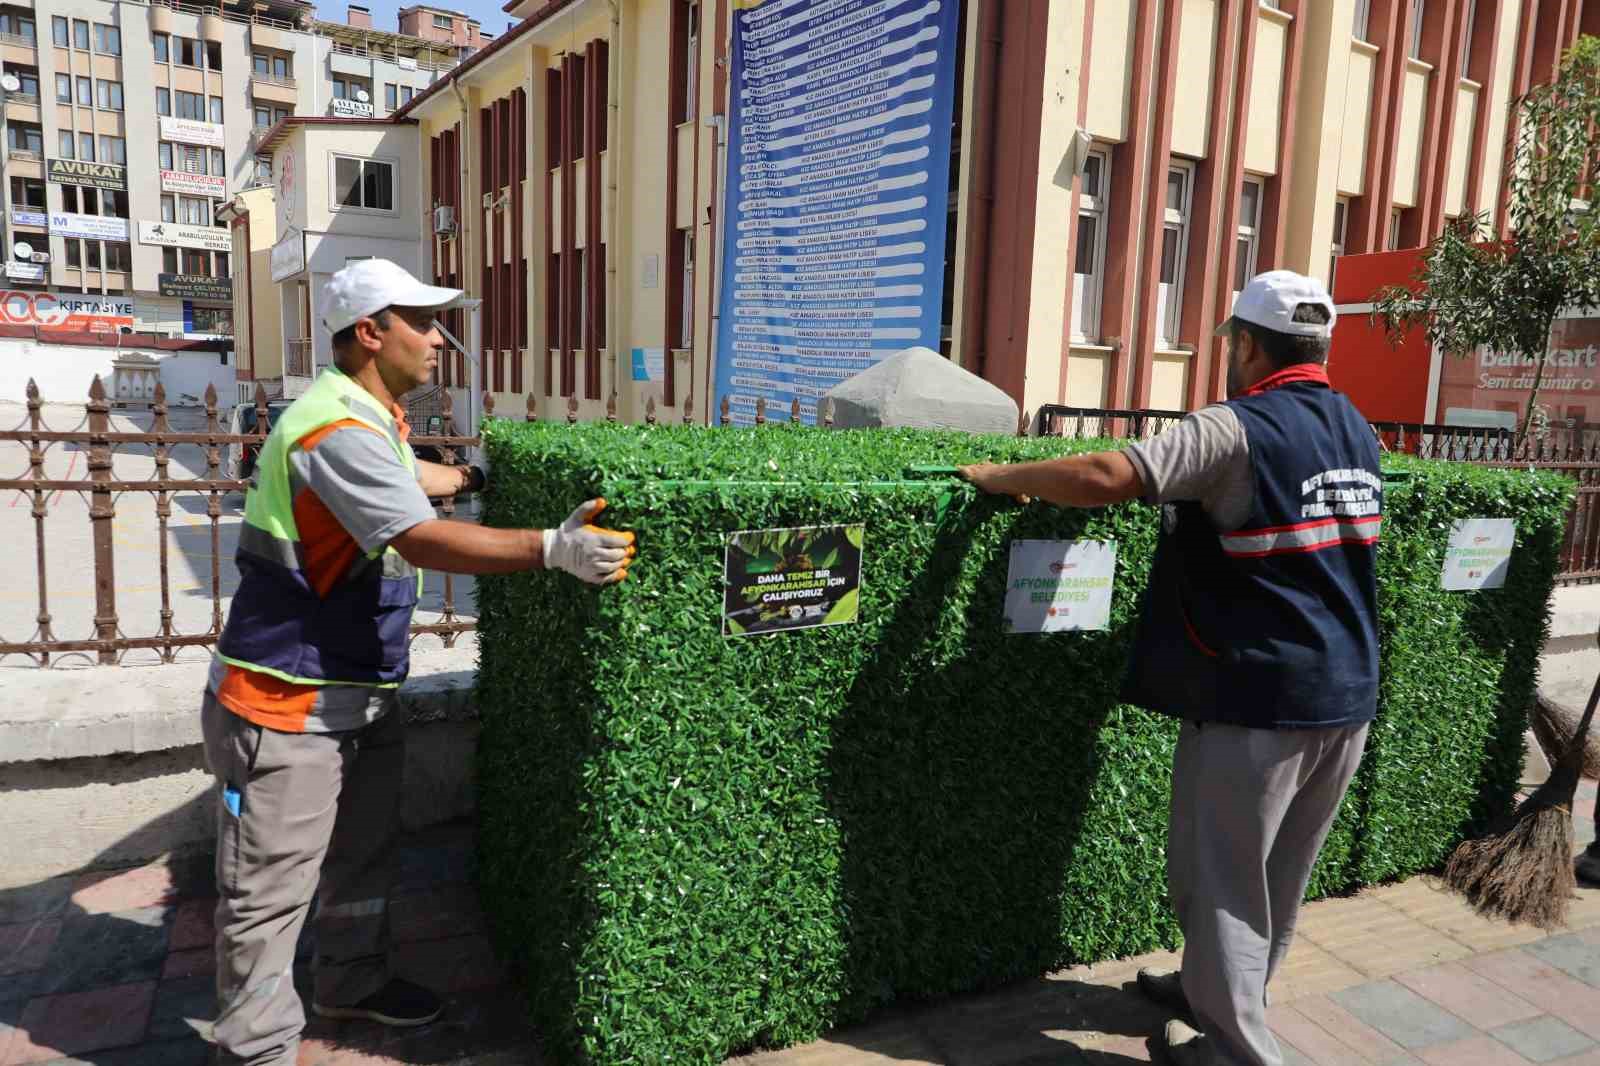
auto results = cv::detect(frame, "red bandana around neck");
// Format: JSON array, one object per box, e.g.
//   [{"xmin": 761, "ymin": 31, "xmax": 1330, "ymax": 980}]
[{"xmin": 1239, "ymin": 363, "xmax": 1330, "ymax": 397}]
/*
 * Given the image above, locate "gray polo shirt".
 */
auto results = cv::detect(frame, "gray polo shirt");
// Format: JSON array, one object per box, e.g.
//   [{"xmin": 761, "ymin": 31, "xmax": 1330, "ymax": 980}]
[{"xmin": 1123, "ymin": 404, "xmax": 1254, "ymax": 532}]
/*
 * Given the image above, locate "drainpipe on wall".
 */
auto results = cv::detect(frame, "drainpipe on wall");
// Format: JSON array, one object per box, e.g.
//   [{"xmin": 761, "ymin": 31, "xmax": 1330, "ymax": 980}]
[
  {"xmin": 606, "ymin": 0, "xmax": 621, "ymax": 410},
  {"xmin": 452, "ymin": 75, "xmax": 476, "ymax": 435}
]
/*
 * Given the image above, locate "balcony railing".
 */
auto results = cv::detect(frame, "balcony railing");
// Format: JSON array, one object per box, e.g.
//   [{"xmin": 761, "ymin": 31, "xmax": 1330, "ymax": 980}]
[
  {"xmin": 151, "ymin": 0, "xmax": 302, "ymax": 32},
  {"xmin": 0, "ymin": 31, "xmax": 36, "ymax": 49},
  {"xmin": 8, "ymin": 148, "xmax": 41, "ymax": 161},
  {"xmin": 329, "ymin": 38, "xmax": 455, "ymax": 72},
  {"xmin": 286, "ymin": 338, "xmax": 313, "ymax": 377},
  {"xmin": 7, "ymin": 91, "xmax": 39, "ymax": 105},
  {"xmin": 249, "ymin": 72, "xmax": 296, "ymax": 89}
]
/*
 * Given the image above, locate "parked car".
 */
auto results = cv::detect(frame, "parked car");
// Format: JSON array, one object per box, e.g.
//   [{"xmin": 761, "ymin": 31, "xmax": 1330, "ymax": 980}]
[
  {"xmin": 224, "ymin": 400, "xmax": 294, "ymax": 484},
  {"xmin": 224, "ymin": 401, "xmax": 456, "ymax": 488}
]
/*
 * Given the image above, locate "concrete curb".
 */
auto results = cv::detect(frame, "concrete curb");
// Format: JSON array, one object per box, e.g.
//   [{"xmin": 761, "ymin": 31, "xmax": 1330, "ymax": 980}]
[{"xmin": 0, "ymin": 642, "xmax": 480, "ymax": 764}]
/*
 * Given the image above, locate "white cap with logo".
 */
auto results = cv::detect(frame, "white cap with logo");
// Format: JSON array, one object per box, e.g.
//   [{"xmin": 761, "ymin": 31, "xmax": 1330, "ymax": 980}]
[
  {"xmin": 321, "ymin": 258, "xmax": 464, "ymax": 335},
  {"xmin": 1214, "ymin": 269, "xmax": 1336, "ymax": 340}
]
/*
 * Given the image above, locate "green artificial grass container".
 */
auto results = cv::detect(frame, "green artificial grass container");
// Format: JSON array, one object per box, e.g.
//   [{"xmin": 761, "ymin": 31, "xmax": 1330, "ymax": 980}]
[{"xmin": 474, "ymin": 421, "xmax": 1570, "ymax": 1065}]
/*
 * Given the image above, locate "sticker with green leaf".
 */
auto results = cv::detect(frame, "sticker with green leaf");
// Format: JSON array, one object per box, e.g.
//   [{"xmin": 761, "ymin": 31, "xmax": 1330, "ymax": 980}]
[{"xmin": 722, "ymin": 523, "xmax": 864, "ymax": 636}]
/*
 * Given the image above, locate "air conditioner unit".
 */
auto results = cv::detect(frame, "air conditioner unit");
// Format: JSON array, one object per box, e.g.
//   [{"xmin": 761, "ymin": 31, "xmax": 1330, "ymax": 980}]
[{"xmin": 433, "ymin": 204, "xmax": 456, "ymax": 236}]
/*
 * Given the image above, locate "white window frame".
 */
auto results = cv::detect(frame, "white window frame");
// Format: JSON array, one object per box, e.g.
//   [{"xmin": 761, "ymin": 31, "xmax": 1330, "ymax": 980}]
[
  {"xmin": 684, "ymin": 0, "xmax": 700, "ymax": 124},
  {"xmin": 1234, "ymin": 176, "xmax": 1264, "ymax": 304},
  {"xmin": 432, "ymin": 12, "xmax": 453, "ymax": 29},
  {"xmin": 1071, "ymin": 147, "xmax": 1111, "ymax": 344},
  {"xmin": 1388, "ymin": 207, "xmax": 1404, "ymax": 251},
  {"xmin": 1459, "ymin": 0, "xmax": 1476, "ymax": 74},
  {"xmin": 1410, "ymin": 0, "xmax": 1426, "ymax": 60},
  {"xmin": 1157, "ymin": 160, "xmax": 1195, "ymax": 349},
  {"xmin": 680, "ymin": 229, "xmax": 695, "ymax": 345},
  {"xmin": 1352, "ymin": 0, "xmax": 1372, "ymax": 41},
  {"xmin": 330, "ymin": 154, "xmax": 398, "ymax": 214},
  {"xmin": 1330, "ymin": 196, "xmax": 1350, "ymax": 276}
]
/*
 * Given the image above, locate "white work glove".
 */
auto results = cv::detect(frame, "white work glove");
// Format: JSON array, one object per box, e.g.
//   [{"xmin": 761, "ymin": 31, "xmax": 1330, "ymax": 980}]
[{"xmin": 543, "ymin": 498, "xmax": 636, "ymax": 585}]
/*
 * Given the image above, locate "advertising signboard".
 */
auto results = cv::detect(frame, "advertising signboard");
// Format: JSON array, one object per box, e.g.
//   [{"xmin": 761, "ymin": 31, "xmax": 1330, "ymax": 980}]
[
  {"xmin": 159, "ymin": 116, "xmax": 225, "ymax": 148},
  {"xmin": 0, "ymin": 290, "xmax": 135, "ymax": 332},
  {"xmin": 50, "ymin": 213, "xmax": 129, "ymax": 242},
  {"xmin": 270, "ymin": 227, "xmax": 305, "ymax": 281},
  {"xmin": 138, "ymin": 221, "xmax": 231, "ymax": 252},
  {"xmin": 46, "ymin": 158, "xmax": 128, "ymax": 192},
  {"xmin": 159, "ymin": 274, "xmax": 233, "ymax": 301},
  {"xmin": 160, "ymin": 170, "xmax": 227, "ymax": 198},
  {"xmin": 330, "ymin": 98, "xmax": 374, "ymax": 118}
]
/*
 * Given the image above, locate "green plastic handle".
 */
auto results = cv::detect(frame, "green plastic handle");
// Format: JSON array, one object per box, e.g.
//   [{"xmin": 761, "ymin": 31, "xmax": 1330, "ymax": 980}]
[{"xmin": 904, "ymin": 464, "xmax": 964, "ymax": 478}]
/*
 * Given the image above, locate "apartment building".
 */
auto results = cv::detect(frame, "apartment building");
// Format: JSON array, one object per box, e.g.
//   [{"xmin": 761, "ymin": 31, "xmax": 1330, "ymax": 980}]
[
  {"xmin": 237, "ymin": 0, "xmax": 1598, "ymax": 425},
  {"xmin": 397, "ymin": 4, "xmax": 489, "ymax": 60},
  {"xmin": 0, "ymin": 0, "xmax": 465, "ymax": 356}
]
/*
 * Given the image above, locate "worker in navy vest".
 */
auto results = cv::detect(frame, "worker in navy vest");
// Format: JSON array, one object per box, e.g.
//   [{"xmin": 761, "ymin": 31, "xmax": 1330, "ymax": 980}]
[
  {"xmin": 961, "ymin": 271, "xmax": 1379, "ymax": 1066},
  {"xmin": 204, "ymin": 259, "xmax": 637, "ymax": 1066}
]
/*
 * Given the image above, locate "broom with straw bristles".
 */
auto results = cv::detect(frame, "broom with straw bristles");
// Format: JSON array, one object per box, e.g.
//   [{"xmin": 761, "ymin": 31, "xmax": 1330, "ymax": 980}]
[{"xmin": 1442, "ymin": 623, "xmax": 1600, "ymax": 930}]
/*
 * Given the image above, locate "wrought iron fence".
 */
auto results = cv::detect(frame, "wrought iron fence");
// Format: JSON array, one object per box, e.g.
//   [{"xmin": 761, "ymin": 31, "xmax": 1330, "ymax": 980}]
[
  {"xmin": 1038, "ymin": 405, "xmax": 1600, "ymax": 585},
  {"xmin": 0, "ymin": 379, "xmax": 479, "ymax": 668}
]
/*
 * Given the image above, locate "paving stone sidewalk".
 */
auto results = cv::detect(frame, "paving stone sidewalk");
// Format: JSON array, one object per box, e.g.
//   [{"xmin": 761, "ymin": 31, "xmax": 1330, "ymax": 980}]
[{"xmin": 3, "ymin": 784, "xmax": 1599, "ymax": 1066}]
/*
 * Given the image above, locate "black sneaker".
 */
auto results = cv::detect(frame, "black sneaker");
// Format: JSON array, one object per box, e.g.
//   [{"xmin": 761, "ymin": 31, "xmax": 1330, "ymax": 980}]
[
  {"xmin": 1137, "ymin": 967, "xmax": 1193, "ymax": 1017},
  {"xmin": 312, "ymin": 977, "xmax": 443, "ymax": 1027}
]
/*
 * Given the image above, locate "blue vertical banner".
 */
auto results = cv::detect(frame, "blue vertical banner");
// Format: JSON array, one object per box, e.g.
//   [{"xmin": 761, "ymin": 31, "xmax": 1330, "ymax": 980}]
[{"xmin": 712, "ymin": 0, "xmax": 959, "ymax": 425}]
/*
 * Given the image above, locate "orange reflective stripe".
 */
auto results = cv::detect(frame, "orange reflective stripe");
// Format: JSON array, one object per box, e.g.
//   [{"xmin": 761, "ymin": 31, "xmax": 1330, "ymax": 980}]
[
  {"xmin": 298, "ymin": 418, "xmax": 372, "ymax": 452},
  {"xmin": 214, "ymin": 664, "xmax": 316, "ymax": 733},
  {"xmin": 293, "ymin": 488, "xmax": 363, "ymax": 598}
]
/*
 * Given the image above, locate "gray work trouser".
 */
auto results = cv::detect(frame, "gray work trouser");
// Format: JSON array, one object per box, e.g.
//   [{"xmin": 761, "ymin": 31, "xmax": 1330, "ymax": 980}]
[
  {"xmin": 201, "ymin": 690, "xmax": 404, "ymax": 1066},
  {"xmin": 1169, "ymin": 719, "xmax": 1369, "ymax": 1066}
]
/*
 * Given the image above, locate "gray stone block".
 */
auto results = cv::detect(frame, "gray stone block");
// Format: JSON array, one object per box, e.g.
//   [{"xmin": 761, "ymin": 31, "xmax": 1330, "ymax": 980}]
[
  {"xmin": 1491, "ymin": 1016, "xmax": 1594, "ymax": 1062},
  {"xmin": 1331, "ymin": 980, "xmax": 1475, "ymax": 1050},
  {"xmin": 824, "ymin": 346, "xmax": 1020, "ymax": 434}
]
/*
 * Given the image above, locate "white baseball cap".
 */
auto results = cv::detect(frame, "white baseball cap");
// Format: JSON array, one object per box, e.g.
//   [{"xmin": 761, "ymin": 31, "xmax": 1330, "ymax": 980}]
[
  {"xmin": 321, "ymin": 258, "xmax": 464, "ymax": 335},
  {"xmin": 1214, "ymin": 269, "xmax": 1336, "ymax": 339}
]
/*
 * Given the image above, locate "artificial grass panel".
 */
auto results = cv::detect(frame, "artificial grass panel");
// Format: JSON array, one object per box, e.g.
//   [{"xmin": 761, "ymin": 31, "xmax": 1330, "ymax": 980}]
[{"xmin": 474, "ymin": 421, "xmax": 1570, "ymax": 1065}]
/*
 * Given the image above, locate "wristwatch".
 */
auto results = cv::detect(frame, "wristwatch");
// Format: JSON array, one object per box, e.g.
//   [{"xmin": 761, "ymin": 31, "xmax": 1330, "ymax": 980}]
[{"xmin": 461, "ymin": 465, "xmax": 488, "ymax": 494}]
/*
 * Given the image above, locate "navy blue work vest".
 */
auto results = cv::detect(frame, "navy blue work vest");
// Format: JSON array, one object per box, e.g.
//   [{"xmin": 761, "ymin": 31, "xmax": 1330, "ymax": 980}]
[{"xmin": 1122, "ymin": 369, "xmax": 1382, "ymax": 729}]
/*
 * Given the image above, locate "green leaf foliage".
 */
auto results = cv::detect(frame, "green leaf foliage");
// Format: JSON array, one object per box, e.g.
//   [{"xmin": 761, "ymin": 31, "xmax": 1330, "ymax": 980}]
[{"xmin": 474, "ymin": 420, "xmax": 1571, "ymax": 1065}]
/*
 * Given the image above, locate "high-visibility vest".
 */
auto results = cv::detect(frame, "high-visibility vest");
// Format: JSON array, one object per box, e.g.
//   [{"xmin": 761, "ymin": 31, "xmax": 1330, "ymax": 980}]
[{"xmin": 216, "ymin": 366, "xmax": 421, "ymax": 687}]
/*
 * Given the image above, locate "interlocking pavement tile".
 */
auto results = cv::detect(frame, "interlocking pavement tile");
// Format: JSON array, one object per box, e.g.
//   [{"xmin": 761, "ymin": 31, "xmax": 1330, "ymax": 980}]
[
  {"xmin": 1374, "ymin": 877, "xmax": 1549, "ymax": 953},
  {"xmin": 1466, "ymin": 949, "xmax": 1600, "ymax": 1041},
  {"xmin": 1270, "ymin": 1003, "xmax": 1394, "ymax": 1065},
  {"xmin": 390, "ymin": 933, "xmax": 505, "ymax": 997},
  {"xmin": 1276, "ymin": 1043, "xmax": 1319, "ymax": 1066},
  {"xmin": 167, "ymin": 899, "xmax": 215, "ymax": 953},
  {"xmin": 1550, "ymin": 1052, "xmax": 1600, "ymax": 1066},
  {"xmin": 35, "ymin": 906, "xmax": 173, "ymax": 996},
  {"xmin": 1330, "ymin": 979, "xmax": 1476, "ymax": 1051},
  {"xmin": 1416, "ymin": 1036, "xmax": 1534, "ymax": 1065},
  {"xmin": 1267, "ymin": 938, "xmax": 1367, "ymax": 1004},
  {"xmin": 1076, "ymin": 1034, "xmax": 1150, "ymax": 1062},
  {"xmin": 69, "ymin": 865, "xmax": 182, "ymax": 916},
  {"xmin": 389, "ymin": 884, "xmax": 485, "ymax": 944},
  {"xmin": 5, "ymin": 980, "xmax": 156, "ymax": 1064},
  {"xmin": 736, "ymin": 1024, "xmax": 951, "ymax": 1066},
  {"xmin": 162, "ymin": 948, "xmax": 214, "ymax": 981},
  {"xmin": 1527, "ymin": 934, "xmax": 1600, "ymax": 989},
  {"xmin": 0, "ymin": 882, "xmax": 73, "ymax": 928},
  {"xmin": 1491, "ymin": 1017, "xmax": 1596, "ymax": 1064},
  {"xmin": 1291, "ymin": 993, "xmax": 1418, "ymax": 1063},
  {"xmin": 294, "ymin": 1034, "xmax": 399, "ymax": 1065},
  {"xmin": 0, "ymin": 922, "xmax": 59, "ymax": 979},
  {"xmin": 1297, "ymin": 895, "xmax": 1471, "ymax": 978},
  {"xmin": 1394, "ymin": 961, "xmax": 1544, "ymax": 1030},
  {"xmin": 148, "ymin": 975, "xmax": 214, "ymax": 1043}
]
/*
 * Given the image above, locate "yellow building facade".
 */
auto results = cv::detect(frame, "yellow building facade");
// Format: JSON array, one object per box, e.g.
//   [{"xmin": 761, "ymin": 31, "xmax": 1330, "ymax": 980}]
[{"xmin": 244, "ymin": 0, "xmax": 1597, "ymax": 423}]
